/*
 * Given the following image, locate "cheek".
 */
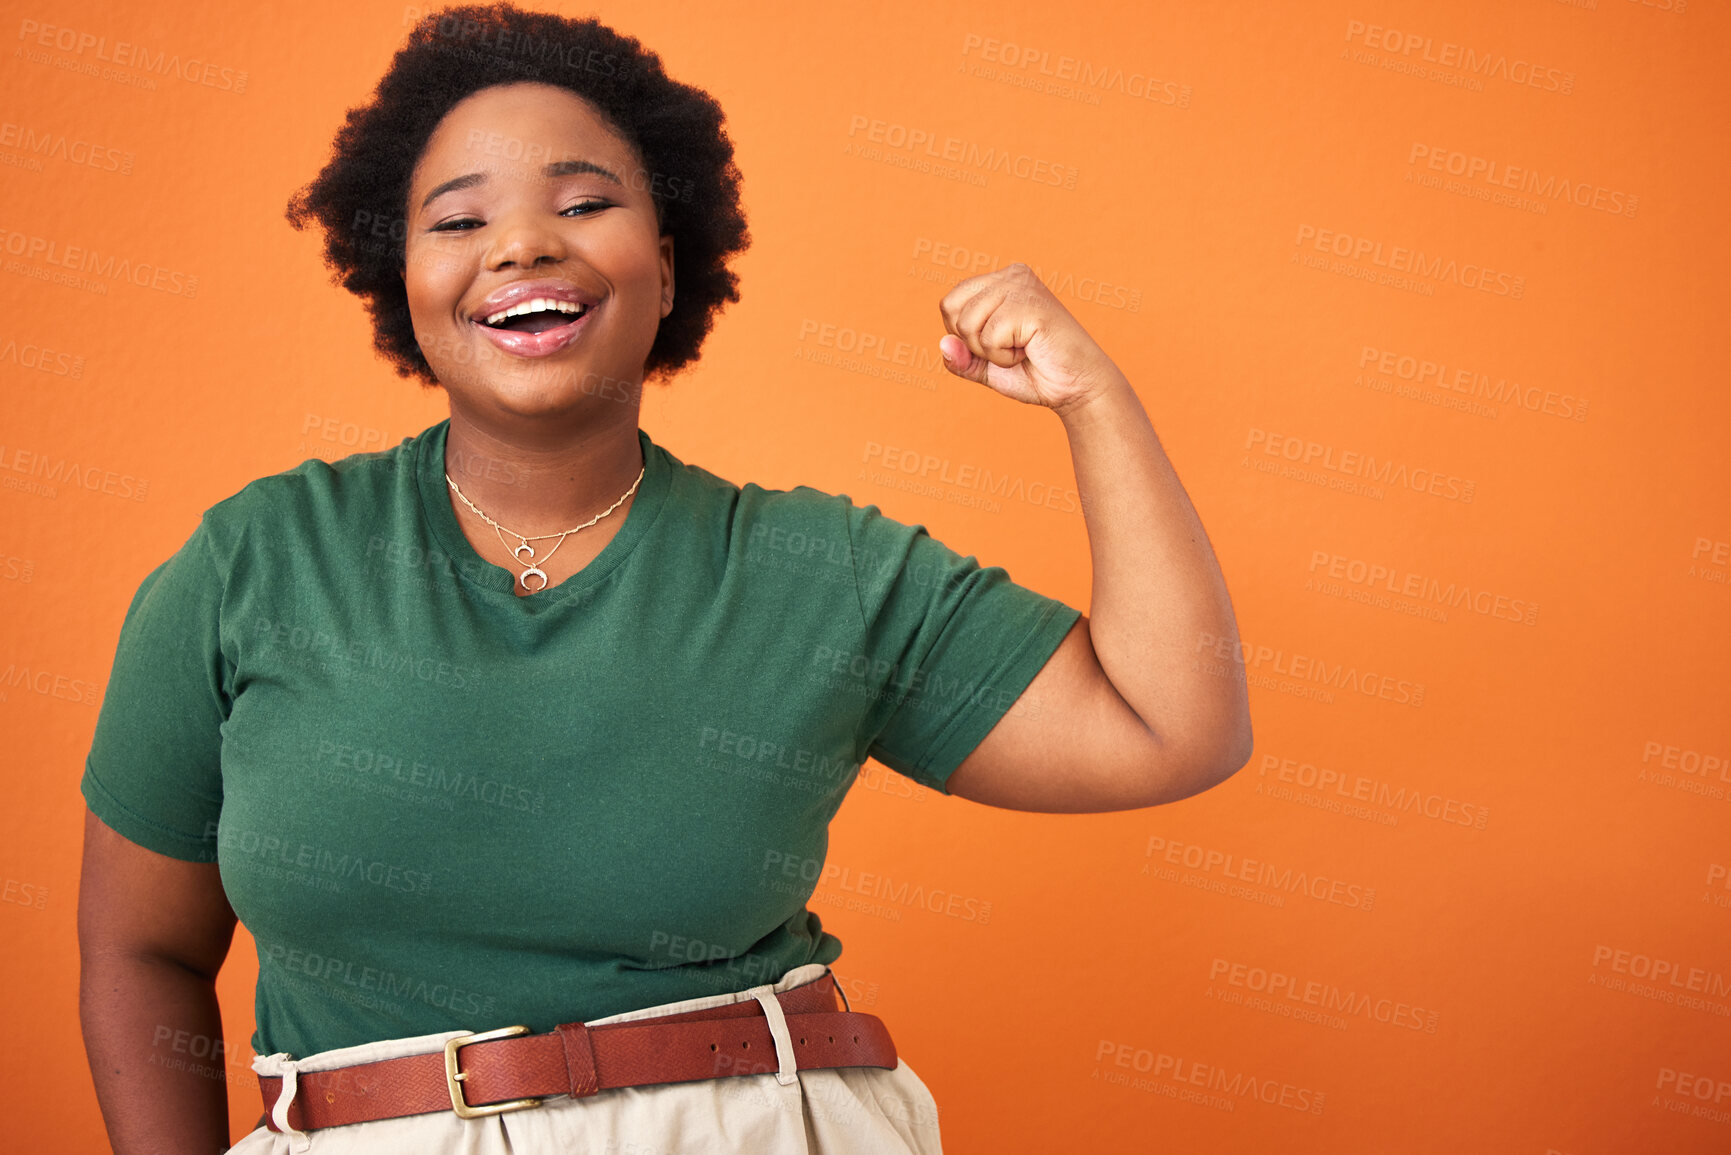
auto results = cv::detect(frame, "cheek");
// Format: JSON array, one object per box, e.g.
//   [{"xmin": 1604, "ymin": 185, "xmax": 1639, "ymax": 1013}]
[
  {"xmin": 594, "ymin": 217, "xmax": 665, "ymax": 286},
  {"xmin": 402, "ymin": 245, "xmax": 466, "ymax": 321},
  {"xmin": 619, "ymin": 247, "xmax": 670, "ymax": 316}
]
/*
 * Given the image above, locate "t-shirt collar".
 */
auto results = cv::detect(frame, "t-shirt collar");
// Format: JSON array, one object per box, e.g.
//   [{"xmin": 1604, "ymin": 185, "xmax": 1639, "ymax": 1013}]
[{"xmin": 412, "ymin": 418, "xmax": 669, "ymax": 604}]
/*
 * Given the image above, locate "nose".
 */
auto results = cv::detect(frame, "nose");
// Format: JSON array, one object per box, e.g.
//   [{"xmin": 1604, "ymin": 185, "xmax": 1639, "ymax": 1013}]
[{"xmin": 483, "ymin": 205, "xmax": 568, "ymax": 271}]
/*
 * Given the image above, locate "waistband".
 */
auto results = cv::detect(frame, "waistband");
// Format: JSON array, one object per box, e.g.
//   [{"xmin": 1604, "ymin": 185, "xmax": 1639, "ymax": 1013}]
[
  {"xmin": 252, "ymin": 962, "xmax": 837, "ymax": 1075},
  {"xmin": 251, "ymin": 964, "xmax": 895, "ymax": 1142}
]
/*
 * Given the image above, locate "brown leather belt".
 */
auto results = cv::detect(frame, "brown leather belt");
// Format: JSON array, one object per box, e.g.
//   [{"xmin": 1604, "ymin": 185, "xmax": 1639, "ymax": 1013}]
[{"xmin": 258, "ymin": 972, "xmax": 896, "ymax": 1132}]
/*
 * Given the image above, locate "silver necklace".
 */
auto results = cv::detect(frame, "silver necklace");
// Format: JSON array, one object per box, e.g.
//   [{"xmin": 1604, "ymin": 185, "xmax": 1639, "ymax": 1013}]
[{"xmin": 445, "ymin": 463, "xmax": 644, "ymax": 593}]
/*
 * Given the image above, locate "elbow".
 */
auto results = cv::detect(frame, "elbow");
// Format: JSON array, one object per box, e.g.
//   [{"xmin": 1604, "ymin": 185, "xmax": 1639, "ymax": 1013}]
[
  {"xmin": 1151, "ymin": 719, "xmax": 1254, "ymax": 805},
  {"xmin": 1211, "ymin": 710, "xmax": 1256, "ymax": 782},
  {"xmin": 1200, "ymin": 694, "xmax": 1255, "ymax": 789},
  {"xmin": 1217, "ymin": 717, "xmax": 1256, "ymax": 782},
  {"xmin": 1122, "ymin": 687, "xmax": 1254, "ymax": 808}
]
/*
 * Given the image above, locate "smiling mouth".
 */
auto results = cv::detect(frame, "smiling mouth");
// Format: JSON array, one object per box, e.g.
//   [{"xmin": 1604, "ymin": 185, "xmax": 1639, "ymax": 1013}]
[{"xmin": 477, "ymin": 297, "xmax": 589, "ymax": 333}]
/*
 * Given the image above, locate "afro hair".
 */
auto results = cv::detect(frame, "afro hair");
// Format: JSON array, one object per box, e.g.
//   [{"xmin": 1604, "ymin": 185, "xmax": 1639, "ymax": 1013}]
[{"xmin": 285, "ymin": 3, "xmax": 750, "ymax": 386}]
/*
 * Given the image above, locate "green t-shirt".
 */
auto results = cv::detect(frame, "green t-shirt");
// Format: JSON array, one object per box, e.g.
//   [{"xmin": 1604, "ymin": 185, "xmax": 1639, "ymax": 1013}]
[{"xmin": 81, "ymin": 418, "xmax": 1080, "ymax": 1059}]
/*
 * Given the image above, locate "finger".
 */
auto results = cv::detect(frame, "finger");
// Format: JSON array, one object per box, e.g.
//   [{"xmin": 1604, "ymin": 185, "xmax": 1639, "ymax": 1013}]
[
  {"xmin": 953, "ymin": 282, "xmax": 1009, "ymax": 365},
  {"xmin": 938, "ymin": 334, "xmax": 991, "ymax": 384},
  {"xmin": 960, "ymin": 284, "xmax": 1032, "ymax": 369},
  {"xmin": 937, "ymin": 262, "xmax": 1024, "ymax": 337},
  {"xmin": 936, "ymin": 263, "xmax": 1008, "ymax": 321},
  {"xmin": 937, "ymin": 276, "xmax": 989, "ymax": 341},
  {"xmin": 979, "ymin": 308, "xmax": 1030, "ymax": 369}
]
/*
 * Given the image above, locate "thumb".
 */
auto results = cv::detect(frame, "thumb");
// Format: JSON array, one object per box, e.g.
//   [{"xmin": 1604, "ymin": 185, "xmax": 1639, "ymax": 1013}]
[{"xmin": 939, "ymin": 335, "xmax": 992, "ymax": 385}]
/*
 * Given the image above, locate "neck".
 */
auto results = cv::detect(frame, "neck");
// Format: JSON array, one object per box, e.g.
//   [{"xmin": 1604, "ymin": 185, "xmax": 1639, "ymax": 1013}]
[{"xmin": 441, "ymin": 403, "xmax": 645, "ymax": 537}]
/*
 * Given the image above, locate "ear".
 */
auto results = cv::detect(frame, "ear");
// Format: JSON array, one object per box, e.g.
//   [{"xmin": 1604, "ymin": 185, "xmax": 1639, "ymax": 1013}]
[{"xmin": 659, "ymin": 234, "xmax": 675, "ymax": 318}]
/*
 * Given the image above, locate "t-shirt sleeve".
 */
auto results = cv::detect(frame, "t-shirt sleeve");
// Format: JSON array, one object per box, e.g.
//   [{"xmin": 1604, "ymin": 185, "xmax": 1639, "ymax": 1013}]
[
  {"xmin": 845, "ymin": 499, "xmax": 1082, "ymax": 795},
  {"xmin": 80, "ymin": 514, "xmax": 231, "ymax": 863}
]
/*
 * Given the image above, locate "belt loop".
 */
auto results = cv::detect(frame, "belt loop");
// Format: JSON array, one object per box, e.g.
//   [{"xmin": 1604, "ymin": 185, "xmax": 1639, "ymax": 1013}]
[
  {"xmin": 826, "ymin": 966, "xmax": 852, "ymax": 1013},
  {"xmin": 258, "ymin": 1053, "xmax": 312, "ymax": 1151},
  {"xmin": 555, "ymin": 1021, "xmax": 600, "ymax": 1097},
  {"xmin": 747, "ymin": 986, "xmax": 800, "ymax": 1086}
]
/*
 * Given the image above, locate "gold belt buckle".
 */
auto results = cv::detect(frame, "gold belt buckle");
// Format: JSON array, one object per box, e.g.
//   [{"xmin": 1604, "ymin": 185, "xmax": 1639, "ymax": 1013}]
[{"xmin": 443, "ymin": 1026, "xmax": 545, "ymax": 1119}]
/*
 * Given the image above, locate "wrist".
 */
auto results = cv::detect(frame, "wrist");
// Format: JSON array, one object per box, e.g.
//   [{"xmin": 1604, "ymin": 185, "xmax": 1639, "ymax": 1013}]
[{"xmin": 1053, "ymin": 367, "xmax": 1135, "ymax": 428}]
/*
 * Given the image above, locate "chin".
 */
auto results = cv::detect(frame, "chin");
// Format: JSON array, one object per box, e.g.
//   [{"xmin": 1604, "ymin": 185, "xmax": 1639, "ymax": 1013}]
[{"xmin": 484, "ymin": 362, "xmax": 623, "ymax": 415}]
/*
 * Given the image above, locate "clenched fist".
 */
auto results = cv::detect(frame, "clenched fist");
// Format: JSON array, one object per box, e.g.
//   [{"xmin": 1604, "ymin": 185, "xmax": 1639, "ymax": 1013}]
[{"xmin": 937, "ymin": 262, "xmax": 1125, "ymax": 416}]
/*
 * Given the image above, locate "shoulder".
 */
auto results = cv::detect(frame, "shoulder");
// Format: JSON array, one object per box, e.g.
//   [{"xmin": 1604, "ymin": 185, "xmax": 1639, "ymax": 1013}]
[
  {"xmin": 648, "ymin": 437, "xmax": 864, "ymax": 534},
  {"xmin": 648, "ymin": 439, "xmax": 904, "ymax": 603},
  {"xmin": 647, "ymin": 437, "xmax": 953, "ymax": 571},
  {"xmin": 664, "ymin": 456, "xmax": 937, "ymax": 571},
  {"xmin": 196, "ymin": 432, "xmax": 421, "ymax": 557}
]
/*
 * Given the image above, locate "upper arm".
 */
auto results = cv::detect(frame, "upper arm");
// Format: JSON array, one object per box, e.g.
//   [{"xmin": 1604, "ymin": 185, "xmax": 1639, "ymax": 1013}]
[
  {"xmin": 79, "ymin": 515, "xmax": 235, "ymax": 971},
  {"xmin": 944, "ymin": 614, "xmax": 1243, "ymax": 813},
  {"xmin": 78, "ymin": 807, "xmax": 236, "ymax": 977},
  {"xmin": 847, "ymin": 497, "xmax": 1087, "ymax": 794}
]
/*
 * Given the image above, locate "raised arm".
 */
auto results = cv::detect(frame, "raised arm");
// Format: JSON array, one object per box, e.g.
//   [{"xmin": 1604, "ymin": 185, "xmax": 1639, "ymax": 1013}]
[
  {"xmin": 932, "ymin": 264, "xmax": 1253, "ymax": 813},
  {"xmin": 79, "ymin": 807, "xmax": 239, "ymax": 1153}
]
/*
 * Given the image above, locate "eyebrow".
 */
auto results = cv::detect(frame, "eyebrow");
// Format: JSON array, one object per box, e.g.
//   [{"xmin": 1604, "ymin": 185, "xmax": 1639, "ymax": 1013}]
[{"xmin": 420, "ymin": 159, "xmax": 624, "ymax": 210}]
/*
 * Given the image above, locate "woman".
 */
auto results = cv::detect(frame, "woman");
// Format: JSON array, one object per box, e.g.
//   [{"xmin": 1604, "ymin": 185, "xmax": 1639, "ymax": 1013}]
[{"xmin": 76, "ymin": 5, "xmax": 1253, "ymax": 1152}]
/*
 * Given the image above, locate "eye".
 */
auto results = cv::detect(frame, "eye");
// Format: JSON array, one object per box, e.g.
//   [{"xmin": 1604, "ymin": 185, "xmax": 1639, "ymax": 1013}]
[{"xmin": 426, "ymin": 201, "xmax": 609, "ymax": 233}]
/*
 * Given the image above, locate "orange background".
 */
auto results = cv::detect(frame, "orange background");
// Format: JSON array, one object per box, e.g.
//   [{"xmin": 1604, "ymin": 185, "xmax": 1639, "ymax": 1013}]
[{"xmin": 4, "ymin": 1, "xmax": 1728, "ymax": 1152}]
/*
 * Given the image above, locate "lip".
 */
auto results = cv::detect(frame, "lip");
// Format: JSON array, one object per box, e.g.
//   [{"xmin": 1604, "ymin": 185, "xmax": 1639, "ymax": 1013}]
[
  {"xmin": 472, "ymin": 278, "xmax": 600, "ymax": 319},
  {"xmin": 468, "ymin": 278, "xmax": 601, "ymax": 360},
  {"xmin": 472, "ymin": 302, "xmax": 597, "ymax": 359}
]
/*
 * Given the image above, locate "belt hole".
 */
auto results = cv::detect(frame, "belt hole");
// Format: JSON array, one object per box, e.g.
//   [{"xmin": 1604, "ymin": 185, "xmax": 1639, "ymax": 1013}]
[
  {"xmin": 742, "ymin": 1041, "xmax": 750, "ymax": 1048},
  {"xmin": 709, "ymin": 1043, "xmax": 717, "ymax": 1051},
  {"xmin": 799, "ymin": 1037, "xmax": 806, "ymax": 1045},
  {"xmin": 827, "ymin": 1035, "xmax": 834, "ymax": 1043},
  {"xmin": 852, "ymin": 1035, "xmax": 859, "ymax": 1043}
]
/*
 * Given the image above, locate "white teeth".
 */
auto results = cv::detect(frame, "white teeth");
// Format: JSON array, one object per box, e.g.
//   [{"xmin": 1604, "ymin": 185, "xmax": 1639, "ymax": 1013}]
[{"xmin": 482, "ymin": 297, "xmax": 586, "ymax": 326}]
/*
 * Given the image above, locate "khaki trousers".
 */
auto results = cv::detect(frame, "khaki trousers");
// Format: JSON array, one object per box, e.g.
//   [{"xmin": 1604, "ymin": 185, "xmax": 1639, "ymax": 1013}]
[{"xmin": 229, "ymin": 963, "xmax": 944, "ymax": 1154}]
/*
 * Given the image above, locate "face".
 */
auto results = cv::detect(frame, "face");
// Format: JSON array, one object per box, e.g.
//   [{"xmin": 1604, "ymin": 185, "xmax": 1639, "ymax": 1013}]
[{"xmin": 402, "ymin": 82, "xmax": 674, "ymax": 418}]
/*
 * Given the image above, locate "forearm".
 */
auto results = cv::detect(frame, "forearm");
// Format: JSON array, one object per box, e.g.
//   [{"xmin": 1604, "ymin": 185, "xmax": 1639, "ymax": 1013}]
[
  {"xmin": 81, "ymin": 952, "xmax": 233, "ymax": 1154},
  {"xmin": 1057, "ymin": 371, "xmax": 1253, "ymax": 779}
]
